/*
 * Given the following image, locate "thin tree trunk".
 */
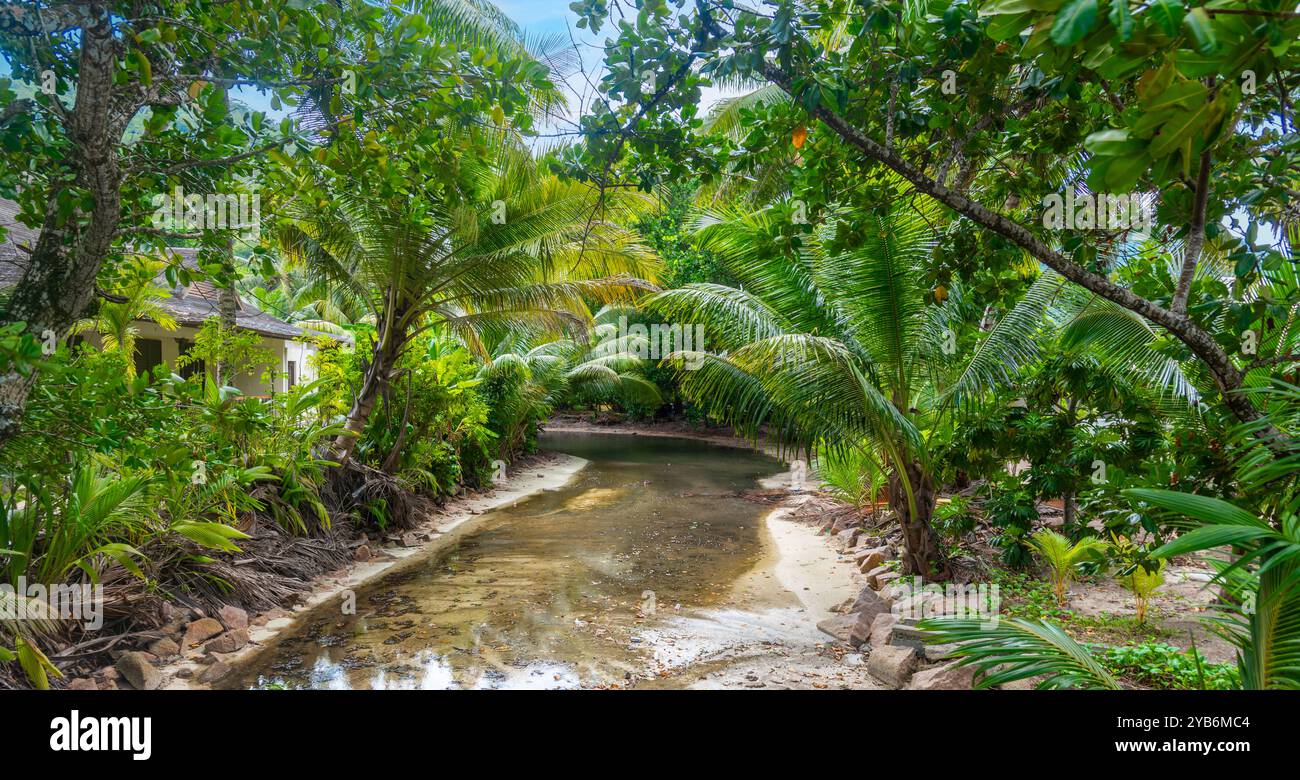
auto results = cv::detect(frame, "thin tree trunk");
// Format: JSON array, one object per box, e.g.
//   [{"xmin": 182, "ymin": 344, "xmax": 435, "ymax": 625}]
[{"xmin": 887, "ymin": 461, "xmax": 951, "ymax": 581}]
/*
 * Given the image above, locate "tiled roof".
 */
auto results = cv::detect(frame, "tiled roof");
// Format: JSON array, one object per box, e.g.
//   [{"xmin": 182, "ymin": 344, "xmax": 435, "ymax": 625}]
[{"xmin": 1, "ymin": 198, "xmax": 305, "ymax": 341}]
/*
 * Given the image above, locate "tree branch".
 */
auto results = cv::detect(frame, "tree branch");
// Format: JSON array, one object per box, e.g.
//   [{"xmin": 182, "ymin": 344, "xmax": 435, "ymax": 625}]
[{"xmin": 754, "ymin": 59, "xmax": 1285, "ymax": 448}]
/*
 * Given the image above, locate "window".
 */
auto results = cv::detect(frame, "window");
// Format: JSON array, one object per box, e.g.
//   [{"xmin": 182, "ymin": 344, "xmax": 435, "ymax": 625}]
[
  {"xmin": 176, "ymin": 338, "xmax": 205, "ymax": 380},
  {"xmin": 287, "ymin": 360, "xmax": 297, "ymax": 389},
  {"xmin": 134, "ymin": 338, "xmax": 163, "ymax": 378}
]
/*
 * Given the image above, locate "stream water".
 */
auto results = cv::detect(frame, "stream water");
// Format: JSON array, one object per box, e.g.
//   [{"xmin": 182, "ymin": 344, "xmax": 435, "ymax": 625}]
[{"xmin": 223, "ymin": 432, "xmax": 787, "ymax": 689}]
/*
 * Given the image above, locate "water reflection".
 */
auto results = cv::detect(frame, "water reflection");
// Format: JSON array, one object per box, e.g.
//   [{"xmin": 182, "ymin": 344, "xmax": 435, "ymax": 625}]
[{"xmin": 226, "ymin": 432, "xmax": 784, "ymax": 689}]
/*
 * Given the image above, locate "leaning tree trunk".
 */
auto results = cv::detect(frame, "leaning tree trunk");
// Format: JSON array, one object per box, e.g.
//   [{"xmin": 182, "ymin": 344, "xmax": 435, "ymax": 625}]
[
  {"xmin": 331, "ymin": 308, "xmax": 408, "ymax": 463},
  {"xmin": 887, "ymin": 461, "xmax": 951, "ymax": 581}
]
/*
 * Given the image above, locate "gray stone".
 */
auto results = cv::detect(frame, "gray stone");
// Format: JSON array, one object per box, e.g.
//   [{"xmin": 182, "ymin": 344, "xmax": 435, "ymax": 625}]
[
  {"xmin": 867, "ymin": 644, "xmax": 917, "ymax": 689},
  {"xmin": 115, "ymin": 652, "xmax": 162, "ymax": 691},
  {"xmin": 217, "ymin": 605, "xmax": 249, "ymax": 631},
  {"xmin": 908, "ymin": 661, "xmax": 976, "ymax": 690},
  {"xmin": 888, "ymin": 621, "xmax": 929, "ymax": 654}
]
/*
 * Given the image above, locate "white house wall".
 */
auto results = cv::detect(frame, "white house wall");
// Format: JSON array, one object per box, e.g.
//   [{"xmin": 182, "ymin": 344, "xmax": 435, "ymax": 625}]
[{"xmin": 79, "ymin": 321, "xmax": 312, "ymax": 397}]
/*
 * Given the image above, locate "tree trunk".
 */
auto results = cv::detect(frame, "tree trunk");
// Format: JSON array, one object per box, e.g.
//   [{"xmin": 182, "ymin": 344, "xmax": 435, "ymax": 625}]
[
  {"xmin": 887, "ymin": 461, "xmax": 951, "ymax": 581},
  {"xmin": 0, "ymin": 9, "xmax": 119, "ymax": 441},
  {"xmin": 332, "ymin": 309, "xmax": 407, "ymax": 463}
]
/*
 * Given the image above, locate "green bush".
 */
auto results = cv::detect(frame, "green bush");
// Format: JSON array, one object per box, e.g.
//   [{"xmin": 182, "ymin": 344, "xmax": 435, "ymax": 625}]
[{"xmin": 1090, "ymin": 642, "xmax": 1239, "ymax": 691}]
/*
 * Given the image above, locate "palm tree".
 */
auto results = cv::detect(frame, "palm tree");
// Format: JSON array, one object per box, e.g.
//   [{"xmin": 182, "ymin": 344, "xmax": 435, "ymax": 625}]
[
  {"xmin": 71, "ymin": 257, "xmax": 177, "ymax": 377},
  {"xmin": 643, "ymin": 196, "xmax": 959, "ymax": 578},
  {"xmin": 279, "ymin": 137, "xmax": 659, "ymax": 462},
  {"xmin": 1028, "ymin": 529, "xmax": 1109, "ymax": 607}
]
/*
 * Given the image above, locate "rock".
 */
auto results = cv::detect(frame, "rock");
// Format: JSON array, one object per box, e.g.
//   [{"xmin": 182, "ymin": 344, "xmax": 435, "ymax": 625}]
[
  {"xmin": 908, "ymin": 661, "xmax": 976, "ymax": 690},
  {"xmin": 175, "ymin": 667, "xmax": 194, "ymax": 679},
  {"xmin": 354, "ymin": 544, "xmax": 372, "ymax": 562},
  {"xmin": 97, "ymin": 666, "xmax": 120, "ymax": 681},
  {"xmin": 875, "ymin": 571, "xmax": 903, "ymax": 591},
  {"xmin": 831, "ymin": 515, "xmax": 863, "ymax": 533},
  {"xmin": 217, "ymin": 605, "xmax": 248, "ymax": 631},
  {"xmin": 848, "ymin": 585, "xmax": 893, "ymax": 624},
  {"xmin": 159, "ymin": 602, "xmax": 176, "ymax": 622},
  {"xmin": 182, "ymin": 617, "xmax": 224, "ymax": 649},
  {"xmin": 400, "ymin": 532, "xmax": 421, "ymax": 548},
  {"xmin": 891, "ymin": 590, "xmax": 942, "ymax": 620},
  {"xmin": 66, "ymin": 677, "xmax": 98, "ymax": 691},
  {"xmin": 842, "ymin": 653, "xmax": 866, "ymax": 667},
  {"xmin": 858, "ymin": 551, "xmax": 886, "ymax": 572},
  {"xmin": 198, "ymin": 660, "xmax": 232, "ymax": 684},
  {"xmin": 203, "ymin": 628, "xmax": 249, "ymax": 655},
  {"xmin": 888, "ymin": 621, "xmax": 929, "ymax": 654},
  {"xmin": 925, "ymin": 642, "xmax": 961, "ymax": 662},
  {"xmin": 148, "ymin": 637, "xmax": 180, "ymax": 658},
  {"xmin": 862, "ymin": 565, "xmax": 892, "ymax": 589},
  {"xmin": 831, "ymin": 597, "xmax": 855, "ymax": 614},
  {"xmin": 868, "ymin": 612, "xmax": 899, "ymax": 649},
  {"xmin": 830, "ymin": 528, "xmax": 861, "ymax": 551},
  {"xmin": 115, "ymin": 652, "xmax": 162, "ymax": 691},
  {"xmin": 815, "ymin": 611, "xmax": 874, "ymax": 647},
  {"xmin": 867, "ymin": 644, "xmax": 917, "ymax": 689}
]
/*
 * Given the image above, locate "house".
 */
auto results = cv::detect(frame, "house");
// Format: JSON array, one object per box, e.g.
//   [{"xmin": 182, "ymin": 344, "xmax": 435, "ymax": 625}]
[{"xmin": 1, "ymin": 198, "xmax": 345, "ymax": 396}]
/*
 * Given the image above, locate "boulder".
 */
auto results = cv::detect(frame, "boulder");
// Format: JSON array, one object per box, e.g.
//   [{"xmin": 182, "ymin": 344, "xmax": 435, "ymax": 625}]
[
  {"xmin": 816, "ymin": 611, "xmax": 874, "ymax": 647},
  {"xmin": 115, "ymin": 652, "xmax": 162, "ymax": 691},
  {"xmin": 217, "ymin": 605, "xmax": 249, "ymax": 631},
  {"xmin": 866, "ymin": 644, "xmax": 917, "ymax": 689},
  {"xmin": 198, "ymin": 660, "xmax": 232, "ymax": 684},
  {"xmin": 353, "ymin": 544, "xmax": 372, "ymax": 562},
  {"xmin": 148, "ymin": 637, "xmax": 180, "ymax": 658},
  {"xmin": 831, "ymin": 514, "xmax": 863, "ymax": 533},
  {"xmin": 888, "ymin": 621, "xmax": 929, "ymax": 654},
  {"xmin": 908, "ymin": 662, "xmax": 976, "ymax": 690},
  {"xmin": 875, "ymin": 571, "xmax": 903, "ymax": 591},
  {"xmin": 858, "ymin": 552, "xmax": 886, "ymax": 572},
  {"xmin": 181, "ymin": 617, "xmax": 224, "ymax": 650},
  {"xmin": 868, "ymin": 612, "xmax": 899, "ymax": 649},
  {"xmin": 924, "ymin": 642, "xmax": 961, "ymax": 662},
  {"xmin": 862, "ymin": 565, "xmax": 892, "ymax": 589},
  {"xmin": 830, "ymin": 528, "xmax": 861, "ymax": 551},
  {"xmin": 848, "ymin": 585, "xmax": 893, "ymax": 624},
  {"xmin": 203, "ymin": 628, "xmax": 249, "ymax": 655}
]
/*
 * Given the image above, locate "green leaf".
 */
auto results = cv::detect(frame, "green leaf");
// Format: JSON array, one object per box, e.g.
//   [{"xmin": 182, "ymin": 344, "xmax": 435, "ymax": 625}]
[
  {"xmin": 1108, "ymin": 0, "xmax": 1134, "ymax": 41},
  {"xmin": 1050, "ymin": 0, "xmax": 1099, "ymax": 45},
  {"xmin": 1182, "ymin": 8, "xmax": 1217, "ymax": 54},
  {"xmin": 1148, "ymin": 0, "xmax": 1184, "ymax": 37}
]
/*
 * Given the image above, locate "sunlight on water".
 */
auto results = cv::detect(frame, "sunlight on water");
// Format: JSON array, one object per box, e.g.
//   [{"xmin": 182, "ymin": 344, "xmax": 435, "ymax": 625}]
[{"xmin": 225, "ymin": 432, "xmax": 784, "ymax": 690}]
